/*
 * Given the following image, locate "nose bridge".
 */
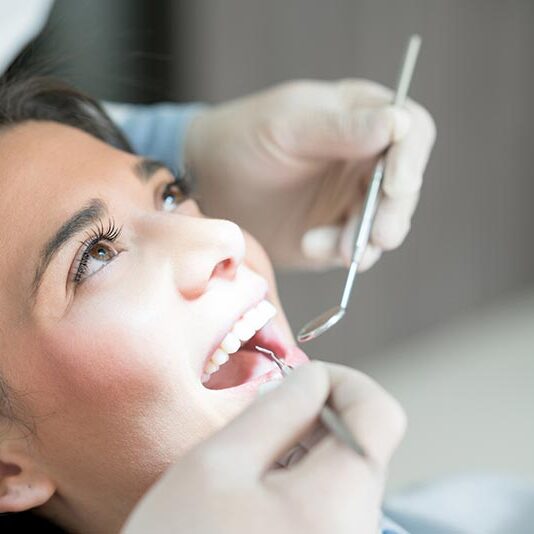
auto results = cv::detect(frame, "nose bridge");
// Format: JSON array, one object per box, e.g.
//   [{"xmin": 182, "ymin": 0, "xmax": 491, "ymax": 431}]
[{"xmin": 160, "ymin": 215, "xmax": 246, "ymax": 299}]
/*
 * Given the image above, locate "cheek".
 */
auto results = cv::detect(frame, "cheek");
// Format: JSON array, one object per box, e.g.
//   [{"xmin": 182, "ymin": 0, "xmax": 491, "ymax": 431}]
[
  {"xmin": 27, "ymin": 278, "xmax": 228, "ymax": 468},
  {"xmin": 242, "ymin": 230, "xmax": 293, "ymax": 339},
  {"xmin": 23, "ymin": 285, "xmax": 224, "ymax": 496},
  {"xmin": 243, "ymin": 231, "xmax": 276, "ymax": 286},
  {"xmin": 35, "ymin": 277, "xmax": 193, "ymax": 417}
]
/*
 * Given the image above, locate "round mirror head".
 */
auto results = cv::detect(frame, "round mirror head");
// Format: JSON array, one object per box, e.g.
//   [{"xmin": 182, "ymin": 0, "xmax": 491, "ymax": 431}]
[{"xmin": 297, "ymin": 306, "xmax": 345, "ymax": 343}]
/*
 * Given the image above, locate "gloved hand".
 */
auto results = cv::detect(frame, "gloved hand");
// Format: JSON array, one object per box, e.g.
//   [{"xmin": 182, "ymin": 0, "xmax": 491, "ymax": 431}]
[
  {"xmin": 121, "ymin": 361, "xmax": 406, "ymax": 534},
  {"xmin": 185, "ymin": 79, "xmax": 436, "ymax": 270}
]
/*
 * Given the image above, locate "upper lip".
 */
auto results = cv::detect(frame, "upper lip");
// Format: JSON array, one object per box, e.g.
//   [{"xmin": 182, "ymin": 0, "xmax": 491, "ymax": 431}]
[{"xmin": 200, "ymin": 289, "xmax": 269, "ymax": 376}]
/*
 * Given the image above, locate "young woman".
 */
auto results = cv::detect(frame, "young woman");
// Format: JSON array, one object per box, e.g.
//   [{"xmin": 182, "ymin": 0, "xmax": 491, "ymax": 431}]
[
  {"xmin": 0, "ymin": 76, "xmax": 410, "ymax": 533},
  {"xmin": 2, "ymin": 76, "xmax": 531, "ymax": 534}
]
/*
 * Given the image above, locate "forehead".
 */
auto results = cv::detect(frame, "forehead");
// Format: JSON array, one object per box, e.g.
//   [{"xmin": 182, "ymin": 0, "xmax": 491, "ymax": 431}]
[
  {"xmin": 0, "ymin": 121, "xmax": 138, "ymax": 311},
  {"xmin": 0, "ymin": 120, "xmax": 134, "ymax": 193}
]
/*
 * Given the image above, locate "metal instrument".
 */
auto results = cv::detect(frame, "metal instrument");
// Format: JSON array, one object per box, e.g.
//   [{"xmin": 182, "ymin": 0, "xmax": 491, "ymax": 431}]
[{"xmin": 297, "ymin": 34, "xmax": 422, "ymax": 343}]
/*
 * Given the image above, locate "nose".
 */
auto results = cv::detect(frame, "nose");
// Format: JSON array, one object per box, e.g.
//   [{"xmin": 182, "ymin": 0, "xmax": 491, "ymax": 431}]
[{"xmin": 163, "ymin": 215, "xmax": 246, "ymax": 300}]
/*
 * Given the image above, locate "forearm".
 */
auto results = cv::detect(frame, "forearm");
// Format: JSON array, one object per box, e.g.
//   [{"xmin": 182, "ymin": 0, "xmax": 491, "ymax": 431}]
[{"xmin": 102, "ymin": 101, "xmax": 206, "ymax": 175}]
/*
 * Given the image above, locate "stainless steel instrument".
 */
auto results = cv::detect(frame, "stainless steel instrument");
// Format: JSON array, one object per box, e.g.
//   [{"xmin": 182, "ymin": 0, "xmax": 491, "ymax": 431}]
[{"xmin": 297, "ymin": 34, "xmax": 422, "ymax": 343}]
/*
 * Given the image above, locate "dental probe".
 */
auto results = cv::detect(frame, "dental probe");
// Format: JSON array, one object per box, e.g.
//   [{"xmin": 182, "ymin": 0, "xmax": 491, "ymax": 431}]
[
  {"xmin": 255, "ymin": 346, "xmax": 366, "ymax": 457},
  {"xmin": 297, "ymin": 34, "xmax": 422, "ymax": 343}
]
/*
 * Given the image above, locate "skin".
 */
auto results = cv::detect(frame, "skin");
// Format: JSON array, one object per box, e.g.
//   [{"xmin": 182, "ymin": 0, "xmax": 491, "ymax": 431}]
[{"xmin": 0, "ymin": 121, "xmax": 299, "ymax": 533}]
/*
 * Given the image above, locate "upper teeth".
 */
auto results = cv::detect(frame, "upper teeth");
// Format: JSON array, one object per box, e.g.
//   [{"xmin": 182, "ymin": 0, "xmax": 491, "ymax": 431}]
[{"xmin": 201, "ymin": 299, "xmax": 277, "ymax": 383}]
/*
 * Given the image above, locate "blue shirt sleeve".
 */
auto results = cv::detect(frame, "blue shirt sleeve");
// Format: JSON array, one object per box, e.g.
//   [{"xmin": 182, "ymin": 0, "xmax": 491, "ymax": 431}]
[{"xmin": 102, "ymin": 101, "xmax": 206, "ymax": 175}]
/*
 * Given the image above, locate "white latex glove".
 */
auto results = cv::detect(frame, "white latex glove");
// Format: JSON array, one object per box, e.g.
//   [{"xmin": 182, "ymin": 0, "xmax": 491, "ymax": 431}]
[
  {"xmin": 121, "ymin": 361, "xmax": 406, "ymax": 534},
  {"xmin": 185, "ymin": 79, "xmax": 436, "ymax": 270}
]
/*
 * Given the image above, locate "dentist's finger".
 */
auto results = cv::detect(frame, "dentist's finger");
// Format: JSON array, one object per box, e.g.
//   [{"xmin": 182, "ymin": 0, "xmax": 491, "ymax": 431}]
[
  {"xmin": 338, "ymin": 213, "xmax": 382, "ymax": 270},
  {"xmin": 278, "ymin": 364, "xmax": 406, "ymax": 483},
  {"xmin": 325, "ymin": 363, "xmax": 406, "ymax": 468},
  {"xmin": 370, "ymin": 193, "xmax": 419, "ymax": 251},
  {"xmin": 300, "ymin": 222, "xmax": 381, "ymax": 271},
  {"xmin": 301, "ymin": 194, "xmax": 416, "ymax": 265},
  {"xmin": 382, "ymin": 102, "xmax": 436, "ymax": 198},
  {"xmin": 200, "ymin": 361, "xmax": 329, "ymax": 479},
  {"xmin": 337, "ymin": 78, "xmax": 394, "ymax": 108},
  {"xmin": 338, "ymin": 80, "xmax": 435, "ymax": 198},
  {"xmin": 356, "ymin": 244, "xmax": 382, "ymax": 272},
  {"xmin": 335, "ymin": 79, "xmax": 435, "ymax": 198},
  {"xmin": 301, "ymin": 225, "xmax": 342, "ymax": 262},
  {"xmin": 289, "ymin": 105, "xmax": 411, "ymax": 160}
]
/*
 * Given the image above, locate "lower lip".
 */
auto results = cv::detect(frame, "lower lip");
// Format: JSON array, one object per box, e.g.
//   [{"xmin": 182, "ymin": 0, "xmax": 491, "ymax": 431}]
[{"xmin": 284, "ymin": 345, "xmax": 310, "ymax": 368}]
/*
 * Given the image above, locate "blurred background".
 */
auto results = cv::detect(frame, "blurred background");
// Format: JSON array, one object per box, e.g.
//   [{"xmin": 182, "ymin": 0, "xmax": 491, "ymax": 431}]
[{"xmin": 15, "ymin": 0, "xmax": 534, "ymax": 492}]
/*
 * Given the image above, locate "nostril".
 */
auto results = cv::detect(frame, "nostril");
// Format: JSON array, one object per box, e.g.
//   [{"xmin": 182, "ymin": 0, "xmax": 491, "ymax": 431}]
[
  {"xmin": 0, "ymin": 462, "xmax": 21, "ymax": 477},
  {"xmin": 210, "ymin": 258, "xmax": 236, "ymax": 281}
]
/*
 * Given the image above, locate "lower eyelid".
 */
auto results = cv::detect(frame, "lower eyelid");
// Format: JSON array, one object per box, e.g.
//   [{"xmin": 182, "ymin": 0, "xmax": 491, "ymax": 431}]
[{"xmin": 77, "ymin": 251, "xmax": 123, "ymax": 287}]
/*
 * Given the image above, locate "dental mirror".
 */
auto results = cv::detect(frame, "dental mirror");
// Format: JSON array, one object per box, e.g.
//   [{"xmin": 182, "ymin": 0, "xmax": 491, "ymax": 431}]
[
  {"xmin": 297, "ymin": 34, "xmax": 422, "ymax": 343},
  {"xmin": 296, "ymin": 306, "xmax": 346, "ymax": 343}
]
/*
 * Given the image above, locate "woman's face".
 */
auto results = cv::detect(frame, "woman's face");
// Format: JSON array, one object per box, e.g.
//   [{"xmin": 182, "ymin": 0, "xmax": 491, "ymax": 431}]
[{"xmin": 0, "ymin": 121, "xmax": 308, "ymax": 530}]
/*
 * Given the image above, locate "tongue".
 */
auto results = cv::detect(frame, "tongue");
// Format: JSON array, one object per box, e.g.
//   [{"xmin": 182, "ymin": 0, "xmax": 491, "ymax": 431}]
[{"xmin": 204, "ymin": 349, "xmax": 274, "ymax": 390}]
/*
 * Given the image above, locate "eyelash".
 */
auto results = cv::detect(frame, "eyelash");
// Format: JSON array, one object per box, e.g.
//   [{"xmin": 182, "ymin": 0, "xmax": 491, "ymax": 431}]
[
  {"xmin": 73, "ymin": 219, "xmax": 122, "ymax": 284},
  {"xmin": 72, "ymin": 175, "xmax": 189, "ymax": 285}
]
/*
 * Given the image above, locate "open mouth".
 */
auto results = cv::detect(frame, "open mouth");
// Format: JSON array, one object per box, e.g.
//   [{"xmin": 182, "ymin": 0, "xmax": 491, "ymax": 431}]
[{"xmin": 201, "ymin": 299, "xmax": 296, "ymax": 391}]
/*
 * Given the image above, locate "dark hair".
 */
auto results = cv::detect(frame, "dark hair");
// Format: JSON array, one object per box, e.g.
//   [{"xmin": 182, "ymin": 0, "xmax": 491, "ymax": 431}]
[
  {"xmin": 0, "ymin": 74, "xmax": 133, "ymax": 151},
  {"xmin": 0, "ymin": 75, "xmax": 134, "ymax": 533}
]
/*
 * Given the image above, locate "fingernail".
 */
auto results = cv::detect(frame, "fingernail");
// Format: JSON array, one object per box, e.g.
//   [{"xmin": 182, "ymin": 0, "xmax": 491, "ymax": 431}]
[
  {"xmin": 390, "ymin": 107, "xmax": 411, "ymax": 141},
  {"xmin": 257, "ymin": 379, "xmax": 283, "ymax": 396},
  {"xmin": 301, "ymin": 226, "xmax": 340, "ymax": 259}
]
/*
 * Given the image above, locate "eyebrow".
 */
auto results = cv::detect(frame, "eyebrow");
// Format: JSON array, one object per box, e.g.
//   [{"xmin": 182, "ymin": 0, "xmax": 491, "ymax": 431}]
[
  {"xmin": 30, "ymin": 198, "xmax": 108, "ymax": 301},
  {"xmin": 30, "ymin": 157, "xmax": 171, "ymax": 302},
  {"xmin": 132, "ymin": 158, "xmax": 172, "ymax": 183}
]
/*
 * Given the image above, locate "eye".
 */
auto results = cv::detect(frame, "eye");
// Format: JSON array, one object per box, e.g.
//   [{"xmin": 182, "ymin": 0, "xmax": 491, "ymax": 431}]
[
  {"xmin": 74, "ymin": 241, "xmax": 119, "ymax": 284},
  {"xmin": 160, "ymin": 180, "xmax": 186, "ymax": 212}
]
